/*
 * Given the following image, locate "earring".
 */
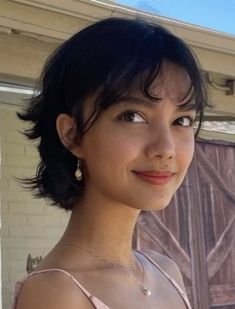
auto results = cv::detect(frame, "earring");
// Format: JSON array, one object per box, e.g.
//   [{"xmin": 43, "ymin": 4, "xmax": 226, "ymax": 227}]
[{"xmin": 75, "ymin": 159, "xmax": 82, "ymax": 181}]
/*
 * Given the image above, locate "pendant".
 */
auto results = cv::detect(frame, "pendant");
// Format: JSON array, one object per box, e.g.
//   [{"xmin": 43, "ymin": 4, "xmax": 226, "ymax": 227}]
[{"xmin": 142, "ymin": 287, "xmax": 152, "ymax": 296}]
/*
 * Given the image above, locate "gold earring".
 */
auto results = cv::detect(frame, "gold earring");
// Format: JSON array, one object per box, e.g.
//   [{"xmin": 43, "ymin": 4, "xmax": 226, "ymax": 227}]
[{"xmin": 75, "ymin": 159, "xmax": 82, "ymax": 181}]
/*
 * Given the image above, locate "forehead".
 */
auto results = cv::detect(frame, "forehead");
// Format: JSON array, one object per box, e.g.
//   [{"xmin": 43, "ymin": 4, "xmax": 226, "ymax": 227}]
[
  {"xmin": 84, "ymin": 62, "xmax": 194, "ymax": 121},
  {"xmin": 149, "ymin": 61, "xmax": 192, "ymax": 102}
]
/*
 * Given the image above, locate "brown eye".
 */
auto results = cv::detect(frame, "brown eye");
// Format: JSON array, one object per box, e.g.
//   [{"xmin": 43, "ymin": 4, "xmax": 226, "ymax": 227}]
[
  {"xmin": 174, "ymin": 116, "xmax": 194, "ymax": 127},
  {"xmin": 118, "ymin": 110, "xmax": 145, "ymax": 123}
]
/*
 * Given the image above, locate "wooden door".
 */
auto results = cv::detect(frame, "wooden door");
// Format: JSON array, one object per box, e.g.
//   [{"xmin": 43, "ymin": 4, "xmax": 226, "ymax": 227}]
[{"xmin": 133, "ymin": 140, "xmax": 235, "ymax": 308}]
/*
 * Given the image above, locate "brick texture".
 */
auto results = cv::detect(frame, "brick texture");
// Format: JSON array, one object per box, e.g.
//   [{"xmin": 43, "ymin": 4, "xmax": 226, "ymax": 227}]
[{"xmin": 0, "ymin": 104, "xmax": 70, "ymax": 309}]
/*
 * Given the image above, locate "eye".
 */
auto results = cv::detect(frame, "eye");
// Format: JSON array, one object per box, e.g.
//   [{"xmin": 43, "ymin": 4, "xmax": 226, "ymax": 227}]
[
  {"xmin": 118, "ymin": 110, "xmax": 146, "ymax": 123},
  {"xmin": 173, "ymin": 116, "xmax": 195, "ymax": 127}
]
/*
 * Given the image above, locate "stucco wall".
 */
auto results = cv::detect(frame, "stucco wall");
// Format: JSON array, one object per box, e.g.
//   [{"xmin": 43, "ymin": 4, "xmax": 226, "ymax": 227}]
[{"xmin": 0, "ymin": 103, "xmax": 70, "ymax": 308}]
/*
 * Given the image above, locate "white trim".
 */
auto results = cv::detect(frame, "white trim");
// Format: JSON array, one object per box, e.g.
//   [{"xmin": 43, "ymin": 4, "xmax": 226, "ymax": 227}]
[
  {"xmin": 0, "ymin": 83, "xmax": 34, "ymax": 106},
  {"xmin": 8, "ymin": 0, "xmax": 235, "ymax": 55},
  {"xmin": 0, "ymin": 85, "xmax": 34, "ymax": 95}
]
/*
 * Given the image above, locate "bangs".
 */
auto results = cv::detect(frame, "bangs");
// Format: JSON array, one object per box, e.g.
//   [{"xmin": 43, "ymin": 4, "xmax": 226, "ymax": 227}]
[
  {"xmin": 96, "ymin": 25, "xmax": 206, "ymax": 109},
  {"xmin": 67, "ymin": 18, "xmax": 208, "ymax": 135}
]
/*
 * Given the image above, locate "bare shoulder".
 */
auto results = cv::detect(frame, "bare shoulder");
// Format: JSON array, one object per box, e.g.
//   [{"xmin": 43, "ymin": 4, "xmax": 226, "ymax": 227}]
[
  {"xmin": 141, "ymin": 249, "xmax": 186, "ymax": 292},
  {"xmin": 16, "ymin": 270, "xmax": 95, "ymax": 309}
]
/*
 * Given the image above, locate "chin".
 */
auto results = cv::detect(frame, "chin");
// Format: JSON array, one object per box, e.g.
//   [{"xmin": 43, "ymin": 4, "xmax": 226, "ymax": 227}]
[
  {"xmin": 144, "ymin": 200, "xmax": 172, "ymax": 212},
  {"xmin": 130, "ymin": 194, "xmax": 174, "ymax": 212}
]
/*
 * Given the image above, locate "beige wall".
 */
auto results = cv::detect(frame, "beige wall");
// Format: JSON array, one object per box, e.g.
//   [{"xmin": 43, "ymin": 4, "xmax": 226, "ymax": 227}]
[{"xmin": 0, "ymin": 103, "xmax": 70, "ymax": 308}]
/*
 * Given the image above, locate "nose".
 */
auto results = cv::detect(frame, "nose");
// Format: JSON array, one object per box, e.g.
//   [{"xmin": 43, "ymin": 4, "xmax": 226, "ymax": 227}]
[{"xmin": 145, "ymin": 126, "xmax": 175, "ymax": 160}]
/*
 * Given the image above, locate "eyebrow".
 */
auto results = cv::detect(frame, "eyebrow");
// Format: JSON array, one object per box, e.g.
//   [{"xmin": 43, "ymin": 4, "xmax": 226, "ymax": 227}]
[
  {"xmin": 117, "ymin": 96, "xmax": 156, "ymax": 108},
  {"xmin": 176, "ymin": 100, "xmax": 197, "ymax": 112},
  {"xmin": 117, "ymin": 96, "xmax": 197, "ymax": 112}
]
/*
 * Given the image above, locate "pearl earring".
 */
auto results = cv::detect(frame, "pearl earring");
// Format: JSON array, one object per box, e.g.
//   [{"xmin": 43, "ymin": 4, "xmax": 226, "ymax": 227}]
[{"xmin": 75, "ymin": 159, "xmax": 82, "ymax": 181}]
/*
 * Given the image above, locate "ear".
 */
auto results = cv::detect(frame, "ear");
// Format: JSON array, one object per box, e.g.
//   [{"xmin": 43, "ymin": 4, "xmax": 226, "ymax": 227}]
[{"xmin": 56, "ymin": 113, "xmax": 81, "ymax": 157}]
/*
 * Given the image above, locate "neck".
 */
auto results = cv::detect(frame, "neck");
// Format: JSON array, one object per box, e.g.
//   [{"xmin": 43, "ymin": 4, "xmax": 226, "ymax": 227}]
[{"xmin": 58, "ymin": 195, "xmax": 141, "ymax": 268}]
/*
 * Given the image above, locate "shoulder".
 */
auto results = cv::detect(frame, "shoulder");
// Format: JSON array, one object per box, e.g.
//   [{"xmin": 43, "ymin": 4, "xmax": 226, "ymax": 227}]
[
  {"xmin": 15, "ymin": 270, "xmax": 95, "ymax": 309},
  {"xmin": 141, "ymin": 249, "xmax": 186, "ymax": 292}
]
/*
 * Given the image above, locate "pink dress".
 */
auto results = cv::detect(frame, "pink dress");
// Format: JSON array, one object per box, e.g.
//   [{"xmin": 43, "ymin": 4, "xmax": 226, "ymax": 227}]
[{"xmin": 12, "ymin": 250, "xmax": 192, "ymax": 309}]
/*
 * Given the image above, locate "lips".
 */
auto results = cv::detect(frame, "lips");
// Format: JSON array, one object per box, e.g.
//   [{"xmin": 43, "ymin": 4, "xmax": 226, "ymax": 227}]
[{"xmin": 133, "ymin": 170, "xmax": 175, "ymax": 185}]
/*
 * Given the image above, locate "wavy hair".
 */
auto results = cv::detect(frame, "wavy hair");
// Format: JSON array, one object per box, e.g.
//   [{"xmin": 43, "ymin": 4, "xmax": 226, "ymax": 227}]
[{"xmin": 18, "ymin": 17, "xmax": 209, "ymax": 210}]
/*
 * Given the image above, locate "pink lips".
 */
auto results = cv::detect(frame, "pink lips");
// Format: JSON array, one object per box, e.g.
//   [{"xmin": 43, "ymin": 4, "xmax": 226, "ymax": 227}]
[{"xmin": 133, "ymin": 170, "xmax": 175, "ymax": 185}]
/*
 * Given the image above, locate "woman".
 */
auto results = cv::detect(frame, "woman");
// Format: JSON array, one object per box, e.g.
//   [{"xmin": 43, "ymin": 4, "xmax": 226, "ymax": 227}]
[{"xmin": 13, "ymin": 17, "xmax": 208, "ymax": 308}]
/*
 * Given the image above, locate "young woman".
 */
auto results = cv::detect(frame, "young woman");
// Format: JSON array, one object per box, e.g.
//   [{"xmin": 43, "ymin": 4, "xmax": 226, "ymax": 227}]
[{"xmin": 13, "ymin": 17, "xmax": 208, "ymax": 308}]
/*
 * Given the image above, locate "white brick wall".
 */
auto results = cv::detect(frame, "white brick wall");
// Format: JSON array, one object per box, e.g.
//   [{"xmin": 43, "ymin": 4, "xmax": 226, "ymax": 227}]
[{"xmin": 0, "ymin": 103, "xmax": 70, "ymax": 309}]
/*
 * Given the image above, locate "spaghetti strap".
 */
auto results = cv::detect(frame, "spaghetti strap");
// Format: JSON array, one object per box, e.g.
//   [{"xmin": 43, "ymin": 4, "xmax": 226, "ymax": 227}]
[
  {"xmin": 135, "ymin": 250, "xmax": 192, "ymax": 309},
  {"xmin": 31, "ymin": 268, "xmax": 93, "ymax": 297},
  {"xmin": 12, "ymin": 268, "xmax": 110, "ymax": 309},
  {"xmin": 13, "ymin": 259, "xmax": 191, "ymax": 309}
]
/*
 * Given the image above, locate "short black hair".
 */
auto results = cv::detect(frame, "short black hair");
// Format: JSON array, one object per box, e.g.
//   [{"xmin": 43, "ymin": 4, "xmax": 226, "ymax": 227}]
[{"xmin": 18, "ymin": 17, "xmax": 209, "ymax": 210}]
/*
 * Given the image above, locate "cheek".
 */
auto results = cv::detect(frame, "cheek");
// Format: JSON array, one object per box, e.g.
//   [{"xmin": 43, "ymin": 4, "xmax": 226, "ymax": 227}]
[
  {"xmin": 82, "ymin": 130, "xmax": 140, "ymax": 174},
  {"xmin": 177, "ymin": 135, "xmax": 195, "ymax": 169},
  {"xmin": 173, "ymin": 136, "xmax": 194, "ymax": 192}
]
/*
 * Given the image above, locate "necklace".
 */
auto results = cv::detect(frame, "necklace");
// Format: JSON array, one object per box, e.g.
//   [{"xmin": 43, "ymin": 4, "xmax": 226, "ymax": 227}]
[{"xmin": 58, "ymin": 243, "xmax": 152, "ymax": 296}]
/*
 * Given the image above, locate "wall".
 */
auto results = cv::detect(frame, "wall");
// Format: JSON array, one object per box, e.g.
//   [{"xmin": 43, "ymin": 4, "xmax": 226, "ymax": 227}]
[{"xmin": 0, "ymin": 102, "xmax": 70, "ymax": 309}]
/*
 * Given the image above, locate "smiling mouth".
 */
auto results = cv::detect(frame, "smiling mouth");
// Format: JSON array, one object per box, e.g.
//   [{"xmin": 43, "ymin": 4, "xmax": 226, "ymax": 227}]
[{"xmin": 132, "ymin": 171, "xmax": 175, "ymax": 185}]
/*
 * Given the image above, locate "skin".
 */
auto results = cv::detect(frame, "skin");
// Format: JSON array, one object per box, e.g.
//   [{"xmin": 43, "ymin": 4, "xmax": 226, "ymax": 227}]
[{"xmin": 17, "ymin": 62, "xmax": 196, "ymax": 308}]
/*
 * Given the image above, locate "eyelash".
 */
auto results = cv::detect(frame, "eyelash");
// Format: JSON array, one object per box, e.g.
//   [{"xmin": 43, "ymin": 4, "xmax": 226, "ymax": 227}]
[
  {"xmin": 117, "ymin": 110, "xmax": 145, "ymax": 123},
  {"xmin": 117, "ymin": 110, "xmax": 195, "ymax": 127},
  {"xmin": 173, "ymin": 116, "xmax": 195, "ymax": 127}
]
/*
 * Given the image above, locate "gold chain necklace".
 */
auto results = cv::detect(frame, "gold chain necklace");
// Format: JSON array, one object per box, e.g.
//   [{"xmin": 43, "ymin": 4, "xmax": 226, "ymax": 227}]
[{"xmin": 58, "ymin": 243, "xmax": 152, "ymax": 296}]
